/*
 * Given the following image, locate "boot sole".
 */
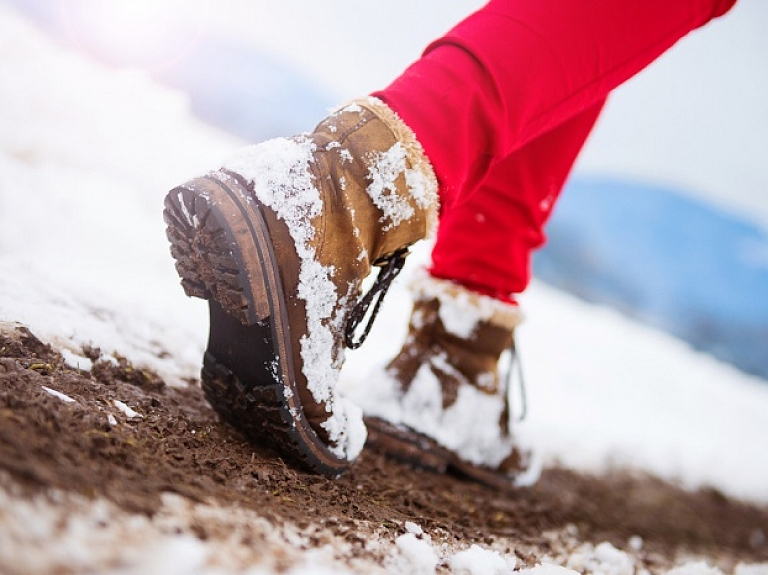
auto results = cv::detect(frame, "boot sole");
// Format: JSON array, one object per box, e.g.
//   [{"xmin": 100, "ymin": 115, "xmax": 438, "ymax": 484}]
[
  {"xmin": 163, "ymin": 171, "xmax": 351, "ymax": 477},
  {"xmin": 365, "ymin": 416, "xmax": 527, "ymax": 491}
]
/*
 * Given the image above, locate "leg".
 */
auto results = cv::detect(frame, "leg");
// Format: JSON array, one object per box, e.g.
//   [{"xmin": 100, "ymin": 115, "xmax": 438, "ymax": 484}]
[
  {"xmin": 375, "ymin": 0, "xmax": 736, "ymax": 204},
  {"xmin": 430, "ymin": 100, "xmax": 606, "ymax": 302}
]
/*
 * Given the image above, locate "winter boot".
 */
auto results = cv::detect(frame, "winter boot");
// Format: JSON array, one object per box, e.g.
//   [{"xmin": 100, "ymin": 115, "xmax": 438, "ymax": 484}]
[
  {"xmin": 354, "ymin": 271, "xmax": 533, "ymax": 489},
  {"xmin": 163, "ymin": 98, "xmax": 438, "ymax": 477}
]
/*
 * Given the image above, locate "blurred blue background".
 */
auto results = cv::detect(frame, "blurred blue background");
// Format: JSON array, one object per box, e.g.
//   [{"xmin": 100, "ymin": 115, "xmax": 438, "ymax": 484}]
[
  {"xmin": 534, "ymin": 178, "xmax": 768, "ymax": 379},
  {"xmin": 7, "ymin": 0, "xmax": 768, "ymax": 379}
]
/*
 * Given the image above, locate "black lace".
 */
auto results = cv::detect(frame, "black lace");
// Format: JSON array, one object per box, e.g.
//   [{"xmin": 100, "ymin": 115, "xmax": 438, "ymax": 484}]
[
  {"xmin": 344, "ymin": 248, "xmax": 409, "ymax": 350},
  {"xmin": 506, "ymin": 338, "xmax": 528, "ymax": 424}
]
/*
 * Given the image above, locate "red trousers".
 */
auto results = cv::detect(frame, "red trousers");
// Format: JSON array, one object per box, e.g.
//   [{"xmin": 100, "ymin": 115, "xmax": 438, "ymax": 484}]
[{"xmin": 375, "ymin": 0, "xmax": 736, "ymax": 302}]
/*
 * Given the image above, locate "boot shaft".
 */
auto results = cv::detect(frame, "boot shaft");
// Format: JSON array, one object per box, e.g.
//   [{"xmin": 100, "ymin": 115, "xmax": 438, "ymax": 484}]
[
  {"xmin": 389, "ymin": 272, "xmax": 523, "ymax": 399},
  {"xmin": 310, "ymin": 99, "xmax": 439, "ymax": 274}
]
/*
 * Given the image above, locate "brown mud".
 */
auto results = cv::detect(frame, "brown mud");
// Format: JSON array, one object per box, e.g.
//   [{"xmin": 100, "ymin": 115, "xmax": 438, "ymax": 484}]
[{"xmin": 1, "ymin": 326, "xmax": 766, "ymax": 569}]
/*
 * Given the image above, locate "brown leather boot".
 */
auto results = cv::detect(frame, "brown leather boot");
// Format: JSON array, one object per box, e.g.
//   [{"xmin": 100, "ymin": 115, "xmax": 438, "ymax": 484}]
[
  {"xmin": 354, "ymin": 271, "xmax": 533, "ymax": 489},
  {"xmin": 163, "ymin": 98, "xmax": 438, "ymax": 476}
]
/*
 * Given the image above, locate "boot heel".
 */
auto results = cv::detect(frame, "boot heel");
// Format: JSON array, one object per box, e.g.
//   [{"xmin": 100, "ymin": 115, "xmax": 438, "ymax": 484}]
[{"xmin": 163, "ymin": 172, "xmax": 272, "ymax": 325}]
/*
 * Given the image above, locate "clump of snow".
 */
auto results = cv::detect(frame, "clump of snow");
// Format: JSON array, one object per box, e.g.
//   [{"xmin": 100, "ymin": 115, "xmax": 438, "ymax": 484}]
[
  {"xmin": 387, "ymin": 521, "xmax": 525, "ymax": 575},
  {"xmin": 734, "ymin": 564, "xmax": 768, "ymax": 575},
  {"xmin": 41, "ymin": 386, "xmax": 76, "ymax": 404},
  {"xmin": 449, "ymin": 544, "xmax": 513, "ymax": 575},
  {"xmin": 0, "ymin": 481, "xmax": 209, "ymax": 575},
  {"xmin": 566, "ymin": 542, "xmax": 635, "ymax": 575},
  {"xmin": 404, "ymin": 521, "xmax": 424, "ymax": 536},
  {"xmin": 113, "ymin": 400, "xmax": 142, "ymax": 419},
  {"xmin": 340, "ymin": 103, "xmax": 363, "ymax": 114},
  {"xmin": 521, "ymin": 565, "xmax": 581, "ymax": 575},
  {"xmin": 365, "ymin": 142, "xmax": 418, "ymax": 230},
  {"xmin": 223, "ymin": 137, "xmax": 365, "ymax": 460},
  {"xmin": 666, "ymin": 562, "xmax": 725, "ymax": 575},
  {"xmin": 628, "ymin": 536, "xmax": 644, "ymax": 553},
  {"xmin": 60, "ymin": 349, "xmax": 94, "ymax": 372},
  {"xmin": 389, "ymin": 533, "xmax": 440, "ymax": 575}
]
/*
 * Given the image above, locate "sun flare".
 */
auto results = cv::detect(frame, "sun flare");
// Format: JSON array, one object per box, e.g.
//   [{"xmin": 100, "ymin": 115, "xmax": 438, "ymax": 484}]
[{"xmin": 57, "ymin": 0, "xmax": 211, "ymax": 71}]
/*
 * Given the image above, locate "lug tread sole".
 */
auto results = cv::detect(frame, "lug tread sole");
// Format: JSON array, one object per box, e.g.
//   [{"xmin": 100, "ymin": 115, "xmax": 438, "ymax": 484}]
[{"xmin": 163, "ymin": 173, "xmax": 350, "ymax": 477}]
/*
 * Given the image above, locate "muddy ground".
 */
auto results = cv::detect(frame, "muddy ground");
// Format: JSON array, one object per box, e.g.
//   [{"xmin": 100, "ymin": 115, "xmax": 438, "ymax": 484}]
[{"xmin": 1, "ymin": 326, "xmax": 766, "ymax": 573}]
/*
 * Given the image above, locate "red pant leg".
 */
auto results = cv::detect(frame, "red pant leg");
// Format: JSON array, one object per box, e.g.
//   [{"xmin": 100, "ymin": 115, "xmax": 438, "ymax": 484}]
[
  {"xmin": 375, "ymin": 0, "xmax": 736, "ymax": 205},
  {"xmin": 430, "ymin": 101, "xmax": 605, "ymax": 302}
]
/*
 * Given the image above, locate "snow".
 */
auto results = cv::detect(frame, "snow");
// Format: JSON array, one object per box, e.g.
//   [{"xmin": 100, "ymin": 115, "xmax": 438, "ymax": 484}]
[
  {"xmin": 666, "ymin": 563, "xmax": 725, "ymax": 575},
  {"xmin": 1, "ymin": 1, "xmax": 768, "ymax": 573},
  {"xmin": 113, "ymin": 400, "xmax": 142, "ymax": 419},
  {"xmin": 390, "ymin": 533, "xmax": 441, "ymax": 575},
  {"xmin": 409, "ymin": 270, "xmax": 524, "ymax": 336},
  {"xmin": 0, "ymin": 2, "xmax": 237, "ymax": 387},
  {"xmin": 0, "ymin": 481, "xmax": 367, "ymax": 575},
  {"xmin": 365, "ymin": 142, "xmax": 418, "ymax": 230},
  {"xmin": 567, "ymin": 542, "xmax": 635, "ymax": 575},
  {"xmin": 60, "ymin": 349, "xmax": 93, "ymax": 371},
  {"xmin": 41, "ymin": 385, "xmax": 76, "ymax": 404},
  {"xmin": 523, "ymin": 565, "xmax": 582, "ymax": 575},
  {"xmin": 734, "ymin": 565, "xmax": 768, "ymax": 575},
  {"xmin": 404, "ymin": 521, "xmax": 425, "ymax": 536},
  {"xmin": 449, "ymin": 544, "xmax": 513, "ymax": 575}
]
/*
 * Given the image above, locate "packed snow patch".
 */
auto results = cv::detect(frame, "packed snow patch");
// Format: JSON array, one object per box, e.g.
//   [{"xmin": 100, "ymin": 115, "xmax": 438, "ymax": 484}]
[
  {"xmin": 41, "ymin": 386, "xmax": 76, "ymax": 404},
  {"xmin": 522, "ymin": 565, "xmax": 581, "ymax": 575},
  {"xmin": 666, "ymin": 563, "xmax": 726, "ymax": 575},
  {"xmin": 112, "ymin": 400, "xmax": 142, "ymax": 419},
  {"xmin": 60, "ymin": 349, "xmax": 93, "ymax": 372},
  {"xmin": 567, "ymin": 542, "xmax": 635, "ymax": 575},
  {"xmin": 390, "ymin": 532, "xmax": 441, "ymax": 575},
  {"xmin": 449, "ymin": 544, "xmax": 514, "ymax": 575},
  {"xmin": 734, "ymin": 565, "xmax": 768, "ymax": 575}
]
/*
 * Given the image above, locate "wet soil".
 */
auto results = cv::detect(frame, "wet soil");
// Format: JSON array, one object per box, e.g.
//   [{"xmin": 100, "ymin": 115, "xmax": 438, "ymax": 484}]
[{"xmin": 1, "ymin": 326, "xmax": 766, "ymax": 567}]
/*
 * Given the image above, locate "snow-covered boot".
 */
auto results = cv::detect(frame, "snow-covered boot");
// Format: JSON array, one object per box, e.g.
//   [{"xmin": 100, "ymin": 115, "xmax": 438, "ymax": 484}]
[
  {"xmin": 163, "ymin": 98, "xmax": 438, "ymax": 476},
  {"xmin": 356, "ymin": 272, "xmax": 532, "ymax": 489}
]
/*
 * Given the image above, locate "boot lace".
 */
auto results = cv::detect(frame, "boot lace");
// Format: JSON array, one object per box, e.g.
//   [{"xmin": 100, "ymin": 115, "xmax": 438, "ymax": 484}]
[
  {"xmin": 505, "ymin": 339, "xmax": 528, "ymax": 427},
  {"xmin": 344, "ymin": 248, "xmax": 409, "ymax": 350}
]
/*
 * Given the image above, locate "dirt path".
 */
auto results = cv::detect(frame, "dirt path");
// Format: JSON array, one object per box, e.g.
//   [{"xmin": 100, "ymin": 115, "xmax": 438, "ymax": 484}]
[{"xmin": 1, "ymin": 326, "xmax": 766, "ymax": 573}]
